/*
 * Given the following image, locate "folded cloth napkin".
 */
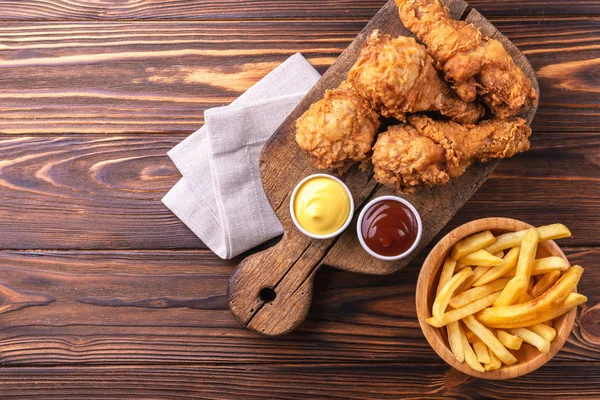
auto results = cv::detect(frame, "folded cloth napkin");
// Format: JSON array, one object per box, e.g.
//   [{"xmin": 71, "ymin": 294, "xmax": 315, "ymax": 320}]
[{"xmin": 162, "ymin": 54, "xmax": 321, "ymax": 259}]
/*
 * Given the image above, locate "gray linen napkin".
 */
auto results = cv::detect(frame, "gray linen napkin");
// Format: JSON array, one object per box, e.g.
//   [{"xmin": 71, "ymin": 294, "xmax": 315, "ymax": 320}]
[{"xmin": 162, "ymin": 54, "xmax": 321, "ymax": 259}]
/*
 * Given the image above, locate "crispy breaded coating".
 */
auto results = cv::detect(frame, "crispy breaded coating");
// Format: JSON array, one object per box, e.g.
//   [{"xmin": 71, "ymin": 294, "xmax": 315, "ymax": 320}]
[
  {"xmin": 295, "ymin": 81, "xmax": 380, "ymax": 171},
  {"xmin": 348, "ymin": 30, "xmax": 483, "ymax": 123},
  {"xmin": 409, "ymin": 115, "xmax": 532, "ymax": 177},
  {"xmin": 372, "ymin": 116, "xmax": 532, "ymax": 193},
  {"xmin": 372, "ymin": 124, "xmax": 450, "ymax": 193},
  {"xmin": 397, "ymin": 0, "xmax": 537, "ymax": 119}
]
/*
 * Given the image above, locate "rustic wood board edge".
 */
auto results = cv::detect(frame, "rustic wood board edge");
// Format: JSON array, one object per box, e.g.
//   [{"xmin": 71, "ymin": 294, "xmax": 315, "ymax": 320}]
[{"xmin": 228, "ymin": 0, "xmax": 539, "ymax": 336}]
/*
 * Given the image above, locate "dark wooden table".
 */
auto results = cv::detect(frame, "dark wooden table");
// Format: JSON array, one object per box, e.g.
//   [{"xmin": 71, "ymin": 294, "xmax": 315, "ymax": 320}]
[{"xmin": 0, "ymin": 0, "xmax": 598, "ymax": 398}]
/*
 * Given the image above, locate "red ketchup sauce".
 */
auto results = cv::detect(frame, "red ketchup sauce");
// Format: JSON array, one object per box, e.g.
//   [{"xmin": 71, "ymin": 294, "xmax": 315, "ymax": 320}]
[{"xmin": 360, "ymin": 200, "xmax": 418, "ymax": 256}]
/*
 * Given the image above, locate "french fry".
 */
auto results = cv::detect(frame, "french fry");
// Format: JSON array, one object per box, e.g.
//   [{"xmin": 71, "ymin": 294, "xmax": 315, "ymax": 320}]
[
  {"xmin": 464, "ymin": 327, "xmax": 477, "ymax": 343},
  {"xmin": 485, "ymin": 224, "xmax": 572, "ymax": 254},
  {"xmin": 501, "ymin": 228, "xmax": 539, "ymax": 303},
  {"xmin": 484, "ymin": 292, "xmax": 588, "ymax": 329},
  {"xmin": 502, "ymin": 257, "xmax": 569, "ymax": 278},
  {"xmin": 427, "ymin": 292, "xmax": 501, "ymax": 327},
  {"xmin": 518, "ymin": 277, "xmax": 535, "ymax": 302},
  {"xmin": 510, "ymin": 328, "xmax": 551, "ymax": 353},
  {"xmin": 451, "ymin": 230, "xmax": 497, "ymax": 260},
  {"xmin": 462, "ymin": 315, "xmax": 518, "ymax": 365},
  {"xmin": 530, "ymin": 271, "xmax": 561, "ymax": 298},
  {"xmin": 433, "ymin": 267, "xmax": 473, "ymax": 322},
  {"xmin": 502, "ymin": 267, "xmax": 516, "ymax": 278},
  {"xmin": 473, "ymin": 247, "xmax": 520, "ymax": 286},
  {"xmin": 518, "ymin": 291, "xmax": 534, "ymax": 304},
  {"xmin": 447, "ymin": 321, "xmax": 464, "ymax": 362},
  {"xmin": 449, "ymin": 278, "xmax": 510, "ymax": 309},
  {"xmin": 466, "ymin": 331, "xmax": 477, "ymax": 343},
  {"xmin": 530, "ymin": 257, "xmax": 569, "ymax": 275},
  {"xmin": 515, "ymin": 228, "xmax": 539, "ymax": 278},
  {"xmin": 459, "ymin": 249, "xmax": 504, "ymax": 267},
  {"xmin": 436, "ymin": 258, "xmax": 457, "ymax": 296},
  {"xmin": 484, "ymin": 351, "xmax": 502, "ymax": 371},
  {"xmin": 477, "ymin": 265, "xmax": 584, "ymax": 326},
  {"xmin": 528, "ymin": 323, "xmax": 557, "ymax": 342},
  {"xmin": 432, "ymin": 223, "xmax": 587, "ymax": 374},
  {"xmin": 496, "ymin": 329, "xmax": 523, "ymax": 350},
  {"xmin": 455, "ymin": 262, "xmax": 470, "ymax": 271},
  {"xmin": 494, "ymin": 275, "xmax": 528, "ymax": 306},
  {"xmin": 458, "ymin": 266, "xmax": 491, "ymax": 292},
  {"xmin": 459, "ymin": 323, "xmax": 485, "ymax": 372},
  {"xmin": 473, "ymin": 339, "xmax": 491, "ymax": 364}
]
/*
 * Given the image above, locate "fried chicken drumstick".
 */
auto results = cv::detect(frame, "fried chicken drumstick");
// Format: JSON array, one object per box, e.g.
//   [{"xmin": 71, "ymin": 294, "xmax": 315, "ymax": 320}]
[
  {"xmin": 396, "ymin": 0, "xmax": 537, "ymax": 119},
  {"xmin": 372, "ymin": 116, "xmax": 531, "ymax": 192},
  {"xmin": 372, "ymin": 124, "xmax": 450, "ymax": 192},
  {"xmin": 409, "ymin": 115, "xmax": 531, "ymax": 178},
  {"xmin": 348, "ymin": 30, "xmax": 483, "ymax": 123},
  {"xmin": 295, "ymin": 81, "xmax": 380, "ymax": 171}
]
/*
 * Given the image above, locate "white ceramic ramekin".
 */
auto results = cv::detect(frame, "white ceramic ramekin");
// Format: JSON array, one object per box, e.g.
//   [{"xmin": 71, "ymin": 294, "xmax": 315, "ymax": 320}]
[
  {"xmin": 356, "ymin": 195, "xmax": 423, "ymax": 261},
  {"xmin": 290, "ymin": 173, "xmax": 354, "ymax": 240}
]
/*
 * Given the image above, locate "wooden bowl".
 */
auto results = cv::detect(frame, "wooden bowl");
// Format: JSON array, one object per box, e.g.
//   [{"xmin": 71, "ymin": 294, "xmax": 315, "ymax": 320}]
[{"xmin": 416, "ymin": 217, "xmax": 577, "ymax": 379}]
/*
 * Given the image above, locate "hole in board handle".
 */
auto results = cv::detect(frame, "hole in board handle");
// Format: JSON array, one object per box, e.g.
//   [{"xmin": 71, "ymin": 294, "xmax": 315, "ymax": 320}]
[{"xmin": 259, "ymin": 287, "xmax": 276, "ymax": 303}]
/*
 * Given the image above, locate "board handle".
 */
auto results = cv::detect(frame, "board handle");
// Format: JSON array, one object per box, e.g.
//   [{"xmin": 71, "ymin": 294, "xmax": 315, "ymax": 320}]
[{"xmin": 227, "ymin": 230, "xmax": 332, "ymax": 336}]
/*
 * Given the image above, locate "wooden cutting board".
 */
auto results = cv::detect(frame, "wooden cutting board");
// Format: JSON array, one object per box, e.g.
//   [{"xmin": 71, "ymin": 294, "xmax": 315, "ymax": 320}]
[{"xmin": 228, "ymin": 0, "xmax": 539, "ymax": 336}]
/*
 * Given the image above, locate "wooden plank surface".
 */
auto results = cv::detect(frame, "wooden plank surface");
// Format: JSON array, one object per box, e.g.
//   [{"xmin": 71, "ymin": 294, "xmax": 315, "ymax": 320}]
[
  {"xmin": 0, "ymin": 135, "xmax": 204, "ymax": 249},
  {"xmin": 0, "ymin": 248, "xmax": 596, "ymax": 366},
  {"xmin": 0, "ymin": 18, "xmax": 598, "ymax": 134},
  {"xmin": 0, "ymin": 0, "xmax": 598, "ymax": 397},
  {"xmin": 0, "ymin": 363, "xmax": 598, "ymax": 399},
  {"xmin": 0, "ymin": 0, "xmax": 598, "ymax": 20}
]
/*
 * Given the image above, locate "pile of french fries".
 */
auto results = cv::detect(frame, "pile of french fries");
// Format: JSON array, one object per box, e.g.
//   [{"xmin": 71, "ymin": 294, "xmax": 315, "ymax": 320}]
[{"xmin": 427, "ymin": 223, "xmax": 588, "ymax": 372}]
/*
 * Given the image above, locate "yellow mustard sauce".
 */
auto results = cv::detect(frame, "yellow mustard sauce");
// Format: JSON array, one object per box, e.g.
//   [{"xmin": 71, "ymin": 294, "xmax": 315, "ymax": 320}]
[{"xmin": 293, "ymin": 176, "xmax": 350, "ymax": 235}]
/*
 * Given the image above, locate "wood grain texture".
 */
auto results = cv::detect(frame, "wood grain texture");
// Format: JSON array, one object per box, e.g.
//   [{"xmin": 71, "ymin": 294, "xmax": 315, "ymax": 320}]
[
  {"xmin": 0, "ymin": 363, "xmax": 598, "ymax": 399},
  {"xmin": 0, "ymin": 0, "xmax": 598, "ymax": 20},
  {"xmin": 0, "ymin": 248, "xmax": 595, "ymax": 366},
  {"xmin": 0, "ymin": 134, "xmax": 597, "ymax": 250},
  {"xmin": 0, "ymin": 20, "xmax": 361, "ymax": 134},
  {"xmin": 0, "ymin": 135, "xmax": 204, "ymax": 249},
  {"xmin": 0, "ymin": 0, "xmax": 598, "ymax": 395},
  {"xmin": 0, "ymin": 280, "xmax": 55, "ymax": 314},
  {"xmin": 0, "ymin": 18, "xmax": 598, "ymax": 134},
  {"xmin": 228, "ymin": 0, "xmax": 540, "ymax": 336}
]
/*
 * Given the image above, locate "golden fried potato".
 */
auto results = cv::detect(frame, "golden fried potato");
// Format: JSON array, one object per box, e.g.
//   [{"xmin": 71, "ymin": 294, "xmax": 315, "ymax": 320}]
[
  {"xmin": 429, "ymin": 226, "xmax": 587, "ymax": 374},
  {"xmin": 485, "ymin": 224, "xmax": 571, "ymax": 254},
  {"xmin": 451, "ymin": 230, "xmax": 496, "ymax": 261},
  {"xmin": 477, "ymin": 266, "xmax": 583, "ymax": 326}
]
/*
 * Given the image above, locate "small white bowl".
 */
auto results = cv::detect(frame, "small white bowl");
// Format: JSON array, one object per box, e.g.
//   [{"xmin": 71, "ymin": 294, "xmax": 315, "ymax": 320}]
[
  {"xmin": 290, "ymin": 173, "xmax": 354, "ymax": 240},
  {"xmin": 356, "ymin": 195, "xmax": 423, "ymax": 261}
]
